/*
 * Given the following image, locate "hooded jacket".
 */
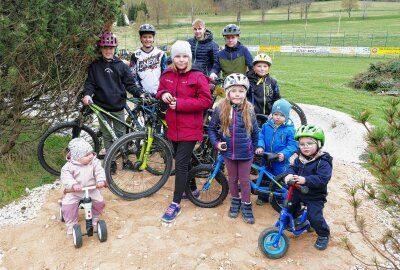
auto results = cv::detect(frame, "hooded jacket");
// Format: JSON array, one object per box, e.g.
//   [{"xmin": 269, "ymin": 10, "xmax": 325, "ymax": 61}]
[
  {"xmin": 155, "ymin": 66, "xmax": 213, "ymax": 142},
  {"xmin": 210, "ymin": 41, "xmax": 253, "ymax": 77},
  {"xmin": 286, "ymin": 151, "xmax": 333, "ymax": 201},
  {"xmin": 187, "ymin": 29, "xmax": 219, "ymax": 76},
  {"xmin": 257, "ymin": 118, "xmax": 298, "ymax": 175},
  {"xmin": 208, "ymin": 104, "xmax": 259, "ymax": 160},
  {"xmin": 246, "ymin": 70, "xmax": 281, "ymax": 115},
  {"xmin": 83, "ymin": 57, "xmax": 143, "ymax": 112},
  {"xmin": 60, "ymin": 153, "xmax": 105, "ymax": 205}
]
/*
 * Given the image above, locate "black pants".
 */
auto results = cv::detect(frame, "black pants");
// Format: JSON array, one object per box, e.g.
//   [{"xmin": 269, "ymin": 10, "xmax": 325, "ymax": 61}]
[
  {"xmin": 288, "ymin": 193, "xmax": 330, "ymax": 237},
  {"xmin": 171, "ymin": 141, "xmax": 196, "ymax": 204}
]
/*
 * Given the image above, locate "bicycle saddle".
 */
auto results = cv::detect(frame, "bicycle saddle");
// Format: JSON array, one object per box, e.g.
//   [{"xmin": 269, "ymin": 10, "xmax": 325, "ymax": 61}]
[{"xmin": 258, "ymin": 152, "xmax": 279, "ymax": 162}]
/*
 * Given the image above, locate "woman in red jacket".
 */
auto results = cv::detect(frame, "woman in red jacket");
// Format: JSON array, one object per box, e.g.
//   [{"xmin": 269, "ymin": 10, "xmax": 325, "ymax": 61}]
[{"xmin": 156, "ymin": 40, "xmax": 213, "ymax": 223}]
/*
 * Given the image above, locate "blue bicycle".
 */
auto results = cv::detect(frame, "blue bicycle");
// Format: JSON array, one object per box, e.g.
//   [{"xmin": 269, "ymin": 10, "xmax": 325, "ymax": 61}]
[
  {"xmin": 184, "ymin": 152, "xmax": 288, "ymax": 210},
  {"xmin": 258, "ymin": 180, "xmax": 310, "ymax": 259}
]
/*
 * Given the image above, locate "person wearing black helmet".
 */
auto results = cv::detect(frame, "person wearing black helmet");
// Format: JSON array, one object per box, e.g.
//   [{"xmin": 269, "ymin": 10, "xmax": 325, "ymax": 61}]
[
  {"xmin": 130, "ymin": 24, "xmax": 168, "ymax": 96},
  {"xmin": 209, "ymin": 24, "xmax": 253, "ymax": 80}
]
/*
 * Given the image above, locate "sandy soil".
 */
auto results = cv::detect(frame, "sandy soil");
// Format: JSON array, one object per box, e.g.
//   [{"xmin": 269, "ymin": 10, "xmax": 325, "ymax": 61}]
[{"xmin": 0, "ymin": 105, "xmax": 392, "ymax": 270}]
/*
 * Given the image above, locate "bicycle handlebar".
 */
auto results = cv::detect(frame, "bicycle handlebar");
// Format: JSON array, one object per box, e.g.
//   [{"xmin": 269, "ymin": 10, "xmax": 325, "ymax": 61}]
[
  {"xmin": 63, "ymin": 184, "xmax": 105, "ymax": 194},
  {"xmin": 287, "ymin": 180, "xmax": 309, "ymax": 194}
]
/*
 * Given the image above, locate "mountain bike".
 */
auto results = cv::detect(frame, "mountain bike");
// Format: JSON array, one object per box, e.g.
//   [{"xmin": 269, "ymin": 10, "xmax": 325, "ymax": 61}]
[
  {"xmin": 258, "ymin": 180, "xmax": 310, "ymax": 259},
  {"xmin": 37, "ymin": 96, "xmax": 152, "ymax": 176},
  {"xmin": 184, "ymin": 153, "xmax": 288, "ymax": 210},
  {"xmin": 102, "ymin": 98, "xmax": 173, "ymax": 200}
]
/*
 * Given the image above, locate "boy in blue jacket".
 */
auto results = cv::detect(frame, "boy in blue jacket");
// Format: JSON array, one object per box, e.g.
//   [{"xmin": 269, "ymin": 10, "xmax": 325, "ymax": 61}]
[
  {"xmin": 284, "ymin": 125, "xmax": 333, "ymax": 251},
  {"xmin": 255, "ymin": 98, "xmax": 298, "ymax": 205},
  {"xmin": 209, "ymin": 24, "xmax": 253, "ymax": 80}
]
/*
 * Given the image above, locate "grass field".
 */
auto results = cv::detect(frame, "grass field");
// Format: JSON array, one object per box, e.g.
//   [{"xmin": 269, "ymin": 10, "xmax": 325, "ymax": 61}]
[{"xmin": 0, "ymin": 1, "xmax": 398, "ymax": 207}]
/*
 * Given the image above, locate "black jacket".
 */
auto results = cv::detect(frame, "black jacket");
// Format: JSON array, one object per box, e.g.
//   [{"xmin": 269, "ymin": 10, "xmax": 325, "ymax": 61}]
[
  {"xmin": 83, "ymin": 57, "xmax": 143, "ymax": 111},
  {"xmin": 246, "ymin": 70, "xmax": 281, "ymax": 115},
  {"xmin": 187, "ymin": 29, "xmax": 219, "ymax": 76}
]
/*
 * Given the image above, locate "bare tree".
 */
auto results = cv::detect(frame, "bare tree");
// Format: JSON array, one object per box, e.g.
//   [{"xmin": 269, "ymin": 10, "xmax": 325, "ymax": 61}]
[
  {"xmin": 148, "ymin": 0, "xmax": 167, "ymax": 26},
  {"xmin": 361, "ymin": 0, "xmax": 371, "ymax": 19},
  {"xmin": 257, "ymin": 0, "xmax": 276, "ymax": 23},
  {"xmin": 304, "ymin": 0, "xmax": 313, "ymax": 24},
  {"xmin": 280, "ymin": 0, "xmax": 296, "ymax": 21},
  {"xmin": 341, "ymin": 0, "xmax": 359, "ymax": 17},
  {"xmin": 223, "ymin": 0, "xmax": 252, "ymax": 23}
]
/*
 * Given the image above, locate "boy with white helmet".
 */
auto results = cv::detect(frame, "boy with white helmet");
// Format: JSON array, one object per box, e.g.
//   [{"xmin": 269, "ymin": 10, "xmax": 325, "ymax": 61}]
[
  {"xmin": 247, "ymin": 53, "xmax": 281, "ymax": 116},
  {"xmin": 208, "ymin": 73, "xmax": 259, "ymax": 224}
]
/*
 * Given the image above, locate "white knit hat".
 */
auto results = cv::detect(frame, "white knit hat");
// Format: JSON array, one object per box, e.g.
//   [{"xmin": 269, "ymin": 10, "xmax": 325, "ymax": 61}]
[
  {"xmin": 170, "ymin": 40, "xmax": 192, "ymax": 59},
  {"xmin": 68, "ymin": 138, "xmax": 93, "ymax": 161}
]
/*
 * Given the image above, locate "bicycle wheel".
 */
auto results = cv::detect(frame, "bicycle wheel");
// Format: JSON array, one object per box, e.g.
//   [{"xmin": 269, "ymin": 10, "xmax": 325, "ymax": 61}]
[
  {"xmin": 258, "ymin": 227, "xmax": 290, "ymax": 259},
  {"xmin": 185, "ymin": 164, "xmax": 228, "ymax": 208},
  {"xmin": 268, "ymin": 174, "xmax": 287, "ymax": 213},
  {"xmin": 37, "ymin": 122, "xmax": 100, "ymax": 176},
  {"xmin": 104, "ymin": 131, "xmax": 172, "ymax": 200},
  {"xmin": 288, "ymin": 101, "xmax": 307, "ymax": 128}
]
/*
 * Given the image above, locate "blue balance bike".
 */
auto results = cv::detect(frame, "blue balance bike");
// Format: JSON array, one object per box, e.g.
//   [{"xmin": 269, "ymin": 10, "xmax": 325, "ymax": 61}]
[
  {"xmin": 258, "ymin": 180, "xmax": 310, "ymax": 259},
  {"xmin": 59, "ymin": 185, "xmax": 107, "ymax": 248}
]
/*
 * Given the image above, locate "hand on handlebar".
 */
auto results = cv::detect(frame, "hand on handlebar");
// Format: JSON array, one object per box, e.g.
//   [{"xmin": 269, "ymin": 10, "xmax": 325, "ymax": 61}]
[
  {"xmin": 209, "ymin": 73, "xmax": 218, "ymax": 81},
  {"xmin": 96, "ymin": 181, "xmax": 106, "ymax": 188},
  {"xmin": 255, "ymin": 147, "xmax": 264, "ymax": 155},
  {"xmin": 72, "ymin": 183, "xmax": 83, "ymax": 192},
  {"xmin": 217, "ymin": 142, "xmax": 227, "ymax": 151},
  {"xmin": 82, "ymin": 95, "xmax": 93, "ymax": 106}
]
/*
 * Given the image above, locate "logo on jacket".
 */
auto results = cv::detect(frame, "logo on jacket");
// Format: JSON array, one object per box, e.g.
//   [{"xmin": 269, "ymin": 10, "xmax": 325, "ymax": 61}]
[
  {"xmin": 137, "ymin": 53, "xmax": 162, "ymax": 72},
  {"xmin": 104, "ymin": 68, "xmax": 113, "ymax": 73}
]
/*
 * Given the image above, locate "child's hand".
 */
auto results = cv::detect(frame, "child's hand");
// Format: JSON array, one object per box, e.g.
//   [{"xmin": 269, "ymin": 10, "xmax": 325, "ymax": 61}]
[
  {"xmin": 292, "ymin": 175, "xmax": 306, "ymax": 185},
  {"xmin": 96, "ymin": 181, "xmax": 106, "ymax": 188},
  {"xmin": 284, "ymin": 174, "xmax": 293, "ymax": 184},
  {"xmin": 277, "ymin": 153, "xmax": 285, "ymax": 162},
  {"xmin": 161, "ymin": 92, "xmax": 174, "ymax": 104},
  {"xmin": 217, "ymin": 142, "xmax": 227, "ymax": 151},
  {"xmin": 72, "ymin": 184, "xmax": 83, "ymax": 192},
  {"xmin": 209, "ymin": 73, "xmax": 218, "ymax": 81},
  {"xmin": 82, "ymin": 95, "xmax": 93, "ymax": 106},
  {"xmin": 255, "ymin": 147, "xmax": 264, "ymax": 155},
  {"xmin": 169, "ymin": 98, "xmax": 176, "ymax": 110}
]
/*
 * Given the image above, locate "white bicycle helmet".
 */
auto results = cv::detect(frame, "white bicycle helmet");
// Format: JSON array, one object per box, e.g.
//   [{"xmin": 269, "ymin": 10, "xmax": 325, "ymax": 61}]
[
  {"xmin": 224, "ymin": 73, "xmax": 250, "ymax": 92},
  {"xmin": 253, "ymin": 53, "xmax": 272, "ymax": 66}
]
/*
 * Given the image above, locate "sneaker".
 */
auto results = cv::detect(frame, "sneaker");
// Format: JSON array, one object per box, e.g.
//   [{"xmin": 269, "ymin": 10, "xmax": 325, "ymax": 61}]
[
  {"xmin": 314, "ymin": 236, "xmax": 330, "ymax": 250},
  {"xmin": 162, "ymin": 203, "xmax": 181, "ymax": 223},
  {"xmin": 111, "ymin": 161, "xmax": 117, "ymax": 175},
  {"xmin": 256, "ymin": 198, "xmax": 267, "ymax": 206},
  {"xmin": 182, "ymin": 189, "xmax": 200, "ymax": 200},
  {"xmin": 228, "ymin": 197, "xmax": 241, "ymax": 218},
  {"xmin": 122, "ymin": 160, "xmax": 135, "ymax": 171},
  {"xmin": 241, "ymin": 202, "xmax": 255, "ymax": 224}
]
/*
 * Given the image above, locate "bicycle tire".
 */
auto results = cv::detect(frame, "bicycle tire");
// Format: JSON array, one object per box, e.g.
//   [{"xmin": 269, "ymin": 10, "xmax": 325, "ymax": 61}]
[
  {"xmin": 268, "ymin": 174, "xmax": 286, "ymax": 213},
  {"xmin": 288, "ymin": 101, "xmax": 307, "ymax": 128},
  {"xmin": 185, "ymin": 164, "xmax": 228, "ymax": 208},
  {"xmin": 37, "ymin": 122, "xmax": 100, "ymax": 176},
  {"xmin": 104, "ymin": 131, "xmax": 172, "ymax": 200}
]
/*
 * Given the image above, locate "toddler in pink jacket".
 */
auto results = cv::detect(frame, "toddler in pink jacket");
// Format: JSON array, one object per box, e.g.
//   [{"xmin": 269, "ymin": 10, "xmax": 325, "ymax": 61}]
[{"xmin": 60, "ymin": 138, "xmax": 106, "ymax": 234}]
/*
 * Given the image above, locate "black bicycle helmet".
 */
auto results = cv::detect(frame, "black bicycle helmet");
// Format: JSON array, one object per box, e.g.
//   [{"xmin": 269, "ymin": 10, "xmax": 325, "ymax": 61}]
[
  {"xmin": 139, "ymin": 24, "xmax": 156, "ymax": 36},
  {"xmin": 222, "ymin": 24, "xmax": 240, "ymax": 36}
]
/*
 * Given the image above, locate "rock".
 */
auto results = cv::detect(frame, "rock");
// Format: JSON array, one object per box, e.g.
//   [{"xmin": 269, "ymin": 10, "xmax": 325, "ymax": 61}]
[{"xmin": 199, "ymin": 253, "xmax": 207, "ymax": 260}]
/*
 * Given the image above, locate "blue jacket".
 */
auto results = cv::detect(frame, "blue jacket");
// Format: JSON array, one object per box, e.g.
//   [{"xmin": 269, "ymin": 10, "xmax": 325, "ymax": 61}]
[
  {"xmin": 208, "ymin": 104, "xmax": 259, "ymax": 160},
  {"xmin": 287, "ymin": 151, "xmax": 333, "ymax": 201},
  {"xmin": 210, "ymin": 41, "xmax": 253, "ymax": 77},
  {"xmin": 187, "ymin": 29, "xmax": 219, "ymax": 76},
  {"xmin": 246, "ymin": 70, "xmax": 281, "ymax": 115},
  {"xmin": 258, "ymin": 118, "xmax": 298, "ymax": 175}
]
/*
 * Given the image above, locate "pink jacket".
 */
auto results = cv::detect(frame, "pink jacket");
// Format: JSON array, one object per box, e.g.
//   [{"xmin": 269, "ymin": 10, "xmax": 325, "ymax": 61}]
[
  {"xmin": 156, "ymin": 67, "xmax": 213, "ymax": 141},
  {"xmin": 60, "ymin": 154, "xmax": 105, "ymax": 205}
]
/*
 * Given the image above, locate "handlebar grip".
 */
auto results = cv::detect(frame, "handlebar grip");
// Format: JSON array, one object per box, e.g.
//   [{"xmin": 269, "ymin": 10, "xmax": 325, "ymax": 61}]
[{"xmin": 299, "ymin": 185, "xmax": 309, "ymax": 194}]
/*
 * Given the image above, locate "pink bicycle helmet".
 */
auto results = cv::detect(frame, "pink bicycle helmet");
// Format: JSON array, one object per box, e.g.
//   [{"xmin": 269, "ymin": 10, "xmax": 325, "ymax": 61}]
[{"xmin": 99, "ymin": 32, "xmax": 118, "ymax": 47}]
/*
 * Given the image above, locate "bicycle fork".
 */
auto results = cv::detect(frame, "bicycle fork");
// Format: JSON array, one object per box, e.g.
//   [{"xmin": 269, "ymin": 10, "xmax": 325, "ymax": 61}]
[{"xmin": 137, "ymin": 127, "xmax": 154, "ymax": 171}]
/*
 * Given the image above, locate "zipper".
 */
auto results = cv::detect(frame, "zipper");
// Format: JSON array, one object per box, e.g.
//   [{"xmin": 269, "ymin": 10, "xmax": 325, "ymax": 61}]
[
  {"xmin": 194, "ymin": 41, "xmax": 198, "ymax": 63},
  {"xmin": 232, "ymin": 109, "xmax": 236, "ymax": 159},
  {"xmin": 263, "ymin": 79, "xmax": 266, "ymax": 114}
]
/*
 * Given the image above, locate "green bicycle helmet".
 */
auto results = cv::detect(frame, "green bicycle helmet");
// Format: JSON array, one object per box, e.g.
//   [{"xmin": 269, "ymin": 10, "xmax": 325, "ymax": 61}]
[{"xmin": 295, "ymin": 124, "xmax": 325, "ymax": 146}]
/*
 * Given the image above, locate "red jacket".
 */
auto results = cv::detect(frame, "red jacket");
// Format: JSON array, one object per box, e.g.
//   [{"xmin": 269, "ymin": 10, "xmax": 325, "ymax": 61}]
[{"xmin": 156, "ymin": 67, "xmax": 213, "ymax": 142}]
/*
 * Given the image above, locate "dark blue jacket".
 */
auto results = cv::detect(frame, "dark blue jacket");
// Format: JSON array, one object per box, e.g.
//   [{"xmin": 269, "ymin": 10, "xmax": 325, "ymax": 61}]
[
  {"xmin": 208, "ymin": 104, "xmax": 259, "ymax": 160},
  {"xmin": 246, "ymin": 70, "xmax": 281, "ymax": 115},
  {"xmin": 187, "ymin": 29, "xmax": 219, "ymax": 76},
  {"xmin": 258, "ymin": 118, "xmax": 297, "ymax": 175},
  {"xmin": 210, "ymin": 41, "xmax": 253, "ymax": 77},
  {"xmin": 287, "ymin": 152, "xmax": 333, "ymax": 201},
  {"xmin": 83, "ymin": 57, "xmax": 143, "ymax": 112}
]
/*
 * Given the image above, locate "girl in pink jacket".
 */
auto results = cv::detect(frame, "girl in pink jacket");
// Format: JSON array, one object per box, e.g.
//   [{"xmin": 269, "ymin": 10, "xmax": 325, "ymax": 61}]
[{"xmin": 60, "ymin": 138, "xmax": 106, "ymax": 234}]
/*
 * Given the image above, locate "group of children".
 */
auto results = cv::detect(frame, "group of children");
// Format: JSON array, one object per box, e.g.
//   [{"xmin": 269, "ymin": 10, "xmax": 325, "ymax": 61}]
[{"xmin": 59, "ymin": 23, "xmax": 333, "ymax": 252}]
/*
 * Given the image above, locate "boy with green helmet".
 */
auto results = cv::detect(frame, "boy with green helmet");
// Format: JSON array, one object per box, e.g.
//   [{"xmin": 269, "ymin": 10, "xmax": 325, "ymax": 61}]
[{"xmin": 284, "ymin": 124, "xmax": 333, "ymax": 251}]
